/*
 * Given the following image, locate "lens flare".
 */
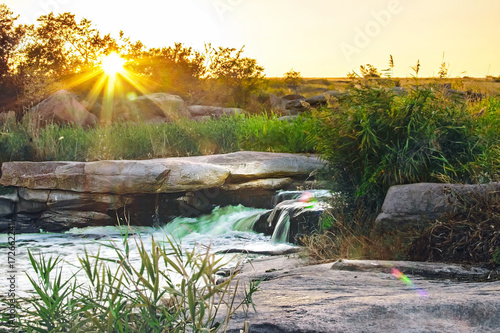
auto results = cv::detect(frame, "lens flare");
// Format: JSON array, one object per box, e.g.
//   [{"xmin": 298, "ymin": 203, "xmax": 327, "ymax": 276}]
[
  {"xmin": 101, "ymin": 53, "xmax": 125, "ymax": 76},
  {"xmin": 391, "ymin": 268, "xmax": 428, "ymax": 297}
]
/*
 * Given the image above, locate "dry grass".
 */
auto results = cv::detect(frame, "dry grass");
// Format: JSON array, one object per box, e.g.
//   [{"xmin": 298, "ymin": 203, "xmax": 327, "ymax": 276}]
[
  {"xmin": 410, "ymin": 192, "xmax": 500, "ymax": 268},
  {"xmin": 301, "ymin": 209, "xmax": 419, "ymax": 264}
]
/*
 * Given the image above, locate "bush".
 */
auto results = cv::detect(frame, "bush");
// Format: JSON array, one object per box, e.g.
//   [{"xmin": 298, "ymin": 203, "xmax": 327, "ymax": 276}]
[{"xmin": 314, "ymin": 82, "xmax": 490, "ymax": 212}]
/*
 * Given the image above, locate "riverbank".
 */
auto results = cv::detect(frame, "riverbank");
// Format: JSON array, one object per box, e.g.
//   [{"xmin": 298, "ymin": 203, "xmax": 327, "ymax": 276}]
[{"xmin": 226, "ymin": 255, "xmax": 500, "ymax": 333}]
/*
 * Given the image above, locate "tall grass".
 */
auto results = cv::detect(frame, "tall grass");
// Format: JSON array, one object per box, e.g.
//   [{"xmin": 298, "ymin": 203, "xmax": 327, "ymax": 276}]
[
  {"xmin": 10, "ymin": 232, "xmax": 259, "ymax": 332},
  {"xmin": 304, "ymin": 81, "xmax": 500, "ymax": 264},
  {"xmin": 314, "ymin": 82, "xmax": 500, "ymax": 212},
  {"xmin": 0, "ymin": 114, "xmax": 318, "ymax": 164}
]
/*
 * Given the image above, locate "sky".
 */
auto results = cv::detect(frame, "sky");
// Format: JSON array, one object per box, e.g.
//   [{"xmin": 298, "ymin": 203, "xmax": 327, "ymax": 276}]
[{"xmin": 3, "ymin": 0, "xmax": 500, "ymax": 78}]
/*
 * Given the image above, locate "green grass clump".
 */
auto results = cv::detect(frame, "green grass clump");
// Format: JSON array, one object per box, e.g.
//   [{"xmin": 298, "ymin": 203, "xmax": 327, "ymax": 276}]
[{"xmin": 8, "ymin": 233, "xmax": 259, "ymax": 332}]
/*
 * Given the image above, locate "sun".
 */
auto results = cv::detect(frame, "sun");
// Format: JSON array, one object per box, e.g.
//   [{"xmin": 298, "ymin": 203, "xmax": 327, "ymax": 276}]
[{"xmin": 101, "ymin": 53, "xmax": 125, "ymax": 76}]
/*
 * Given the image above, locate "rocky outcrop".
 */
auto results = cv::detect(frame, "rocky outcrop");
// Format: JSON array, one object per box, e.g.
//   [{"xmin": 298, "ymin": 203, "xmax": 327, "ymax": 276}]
[
  {"xmin": 225, "ymin": 256, "xmax": 500, "ymax": 333},
  {"xmin": 0, "ymin": 152, "xmax": 326, "ymax": 232},
  {"xmin": 27, "ymin": 90, "xmax": 98, "ymax": 127},
  {"xmin": 375, "ymin": 182, "xmax": 500, "ymax": 232}
]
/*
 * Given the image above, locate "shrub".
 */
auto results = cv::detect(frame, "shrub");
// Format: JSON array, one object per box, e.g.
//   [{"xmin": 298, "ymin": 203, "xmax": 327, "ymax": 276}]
[{"xmin": 314, "ymin": 82, "xmax": 485, "ymax": 212}]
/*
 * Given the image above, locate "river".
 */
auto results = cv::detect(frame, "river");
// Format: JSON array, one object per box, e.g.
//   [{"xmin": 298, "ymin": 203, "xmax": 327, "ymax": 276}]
[{"xmin": 1, "ymin": 205, "xmax": 297, "ymax": 297}]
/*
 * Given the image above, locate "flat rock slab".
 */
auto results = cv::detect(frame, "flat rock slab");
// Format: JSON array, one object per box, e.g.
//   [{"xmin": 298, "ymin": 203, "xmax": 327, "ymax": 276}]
[
  {"xmin": 226, "ymin": 256, "xmax": 500, "ymax": 332},
  {"xmin": 0, "ymin": 152, "xmax": 324, "ymax": 195}
]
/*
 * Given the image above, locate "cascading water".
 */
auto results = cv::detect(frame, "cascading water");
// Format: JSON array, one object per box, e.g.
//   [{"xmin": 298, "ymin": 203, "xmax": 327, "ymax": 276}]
[
  {"xmin": 271, "ymin": 211, "xmax": 290, "ymax": 243},
  {"xmin": 1, "ymin": 205, "xmax": 297, "ymax": 297},
  {"xmin": 269, "ymin": 190, "xmax": 333, "ymax": 243}
]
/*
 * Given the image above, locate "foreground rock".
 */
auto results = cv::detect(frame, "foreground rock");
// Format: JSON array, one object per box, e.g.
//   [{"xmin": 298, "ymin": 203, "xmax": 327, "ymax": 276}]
[
  {"xmin": 27, "ymin": 90, "xmax": 98, "ymax": 127},
  {"xmin": 375, "ymin": 182, "xmax": 500, "ymax": 232},
  {"xmin": 225, "ymin": 256, "xmax": 500, "ymax": 332},
  {"xmin": 0, "ymin": 152, "xmax": 325, "ymax": 232}
]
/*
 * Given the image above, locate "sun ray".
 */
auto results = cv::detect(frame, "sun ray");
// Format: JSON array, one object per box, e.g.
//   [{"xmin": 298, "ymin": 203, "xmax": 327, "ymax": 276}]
[{"xmin": 85, "ymin": 74, "xmax": 108, "ymax": 110}]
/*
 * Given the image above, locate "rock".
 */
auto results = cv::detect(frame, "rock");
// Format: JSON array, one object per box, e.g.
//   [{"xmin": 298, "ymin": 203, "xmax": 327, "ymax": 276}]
[
  {"xmin": 0, "ymin": 152, "xmax": 324, "ymax": 194},
  {"xmin": 27, "ymin": 90, "xmax": 97, "ymax": 127},
  {"xmin": 304, "ymin": 90, "xmax": 348, "ymax": 108},
  {"xmin": 187, "ymin": 105, "xmax": 245, "ymax": 118},
  {"xmin": 285, "ymin": 99, "xmax": 310, "ymax": 115},
  {"xmin": 222, "ymin": 178, "xmax": 293, "ymax": 191},
  {"xmin": 225, "ymin": 256, "xmax": 500, "ymax": 333},
  {"xmin": 0, "ymin": 159, "xmax": 231, "ymax": 194},
  {"xmin": 272, "ymin": 189, "xmax": 334, "ymax": 206},
  {"xmin": 0, "ymin": 152, "xmax": 326, "ymax": 231},
  {"xmin": 0, "ymin": 199, "xmax": 15, "ymax": 217},
  {"xmin": 18, "ymin": 188, "xmax": 50, "ymax": 202},
  {"xmin": 0, "ymin": 187, "xmax": 18, "ymax": 202},
  {"xmin": 39, "ymin": 210, "xmax": 113, "ymax": 232},
  {"xmin": 188, "ymin": 151, "xmax": 324, "ymax": 182},
  {"xmin": 15, "ymin": 199, "xmax": 47, "ymax": 213},
  {"xmin": 253, "ymin": 190, "xmax": 334, "ymax": 244},
  {"xmin": 393, "ymin": 86, "xmax": 407, "ymax": 96},
  {"xmin": 186, "ymin": 105, "xmax": 221, "ymax": 117},
  {"xmin": 375, "ymin": 182, "xmax": 500, "ymax": 232},
  {"xmin": 47, "ymin": 191, "xmax": 132, "ymax": 211},
  {"xmin": 331, "ymin": 259, "xmax": 495, "ymax": 281},
  {"xmin": 119, "ymin": 93, "xmax": 190, "ymax": 122}
]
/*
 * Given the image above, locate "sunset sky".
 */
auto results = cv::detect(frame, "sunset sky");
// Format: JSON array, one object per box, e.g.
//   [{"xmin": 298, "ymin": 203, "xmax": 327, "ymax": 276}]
[{"xmin": 4, "ymin": 0, "xmax": 500, "ymax": 78}]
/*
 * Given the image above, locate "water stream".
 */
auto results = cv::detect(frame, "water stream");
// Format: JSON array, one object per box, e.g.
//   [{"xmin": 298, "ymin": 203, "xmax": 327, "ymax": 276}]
[{"xmin": 1, "ymin": 205, "xmax": 297, "ymax": 297}]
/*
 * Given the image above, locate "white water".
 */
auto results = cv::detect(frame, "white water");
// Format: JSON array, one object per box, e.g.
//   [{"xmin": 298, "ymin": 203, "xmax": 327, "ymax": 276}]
[{"xmin": 0, "ymin": 205, "xmax": 297, "ymax": 297}]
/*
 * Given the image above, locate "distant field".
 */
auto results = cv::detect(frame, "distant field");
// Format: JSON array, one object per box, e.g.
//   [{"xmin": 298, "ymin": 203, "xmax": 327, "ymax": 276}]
[{"xmin": 266, "ymin": 77, "xmax": 500, "ymax": 98}]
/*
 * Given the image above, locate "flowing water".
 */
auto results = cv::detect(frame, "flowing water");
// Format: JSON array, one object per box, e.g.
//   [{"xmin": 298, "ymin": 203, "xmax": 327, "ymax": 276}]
[{"xmin": 0, "ymin": 205, "xmax": 297, "ymax": 297}]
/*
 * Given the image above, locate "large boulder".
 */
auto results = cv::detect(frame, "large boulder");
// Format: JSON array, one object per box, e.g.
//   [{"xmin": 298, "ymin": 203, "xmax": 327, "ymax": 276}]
[
  {"xmin": 0, "ymin": 152, "xmax": 325, "ymax": 195},
  {"xmin": 375, "ymin": 182, "xmax": 500, "ymax": 232},
  {"xmin": 117, "ymin": 93, "xmax": 190, "ymax": 122},
  {"xmin": 28, "ymin": 90, "xmax": 97, "ymax": 127}
]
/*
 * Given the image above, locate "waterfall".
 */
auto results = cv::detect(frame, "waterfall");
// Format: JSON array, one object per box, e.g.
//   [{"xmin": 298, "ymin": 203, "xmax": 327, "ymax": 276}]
[
  {"xmin": 271, "ymin": 211, "xmax": 290, "ymax": 243},
  {"xmin": 268, "ymin": 190, "xmax": 333, "ymax": 244}
]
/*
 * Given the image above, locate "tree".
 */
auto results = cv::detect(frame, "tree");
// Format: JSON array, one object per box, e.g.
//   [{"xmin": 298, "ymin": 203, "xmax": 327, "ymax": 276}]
[
  {"xmin": 130, "ymin": 43, "xmax": 206, "ymax": 98},
  {"xmin": 0, "ymin": 5, "xmax": 26, "ymax": 111},
  {"xmin": 205, "ymin": 45, "xmax": 264, "ymax": 106},
  {"xmin": 0, "ymin": 4, "xmax": 25, "ymax": 79},
  {"xmin": 19, "ymin": 13, "xmax": 116, "ymax": 78},
  {"xmin": 284, "ymin": 69, "xmax": 303, "ymax": 93}
]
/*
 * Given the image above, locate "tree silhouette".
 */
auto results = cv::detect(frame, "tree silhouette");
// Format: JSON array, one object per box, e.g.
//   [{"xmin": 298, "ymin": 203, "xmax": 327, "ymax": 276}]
[
  {"xmin": 19, "ymin": 12, "xmax": 116, "ymax": 78},
  {"xmin": 0, "ymin": 5, "xmax": 24, "ymax": 79}
]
